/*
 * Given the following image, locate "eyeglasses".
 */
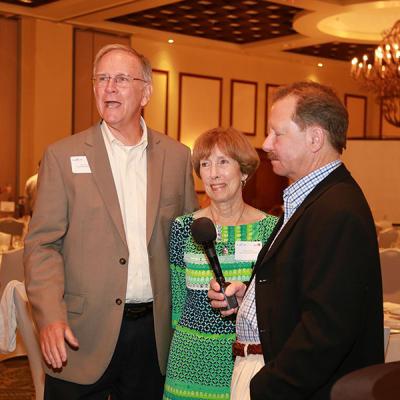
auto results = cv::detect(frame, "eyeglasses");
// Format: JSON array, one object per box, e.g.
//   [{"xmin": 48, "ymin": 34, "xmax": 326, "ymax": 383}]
[{"xmin": 92, "ymin": 74, "xmax": 148, "ymax": 88}]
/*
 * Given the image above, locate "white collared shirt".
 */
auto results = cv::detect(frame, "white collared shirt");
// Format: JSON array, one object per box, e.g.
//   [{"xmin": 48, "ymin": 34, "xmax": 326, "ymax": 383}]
[{"xmin": 101, "ymin": 118, "xmax": 152, "ymax": 302}]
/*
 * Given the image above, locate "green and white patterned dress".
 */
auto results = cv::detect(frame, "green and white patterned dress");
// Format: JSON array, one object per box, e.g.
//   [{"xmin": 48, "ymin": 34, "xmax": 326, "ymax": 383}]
[{"xmin": 163, "ymin": 213, "xmax": 277, "ymax": 400}]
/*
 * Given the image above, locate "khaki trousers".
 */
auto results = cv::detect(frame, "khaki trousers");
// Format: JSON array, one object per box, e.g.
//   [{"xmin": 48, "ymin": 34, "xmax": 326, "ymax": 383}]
[{"xmin": 231, "ymin": 354, "xmax": 265, "ymax": 400}]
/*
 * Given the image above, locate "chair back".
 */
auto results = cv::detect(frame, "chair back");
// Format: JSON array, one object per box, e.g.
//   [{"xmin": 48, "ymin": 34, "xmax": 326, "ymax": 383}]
[
  {"xmin": 0, "ymin": 218, "xmax": 24, "ymax": 236},
  {"xmin": 380, "ymin": 248, "xmax": 400, "ymax": 303},
  {"xmin": 0, "ymin": 248, "xmax": 24, "ymax": 299},
  {"xmin": 0, "ymin": 232, "xmax": 11, "ymax": 252},
  {"xmin": 379, "ymin": 228, "xmax": 399, "ymax": 249},
  {"xmin": 13, "ymin": 281, "xmax": 44, "ymax": 400},
  {"xmin": 330, "ymin": 362, "xmax": 400, "ymax": 399}
]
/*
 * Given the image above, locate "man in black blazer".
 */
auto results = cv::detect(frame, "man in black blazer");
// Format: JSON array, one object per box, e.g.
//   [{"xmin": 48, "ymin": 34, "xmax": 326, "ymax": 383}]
[{"xmin": 209, "ymin": 81, "xmax": 383, "ymax": 400}]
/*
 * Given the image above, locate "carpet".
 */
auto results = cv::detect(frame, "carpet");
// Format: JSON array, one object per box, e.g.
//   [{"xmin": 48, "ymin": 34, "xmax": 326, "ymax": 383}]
[{"xmin": 0, "ymin": 356, "xmax": 35, "ymax": 399}]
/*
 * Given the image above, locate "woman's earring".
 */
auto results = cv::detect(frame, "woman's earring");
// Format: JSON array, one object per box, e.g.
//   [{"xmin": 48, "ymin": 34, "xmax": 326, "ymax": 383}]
[{"xmin": 241, "ymin": 178, "xmax": 247, "ymax": 187}]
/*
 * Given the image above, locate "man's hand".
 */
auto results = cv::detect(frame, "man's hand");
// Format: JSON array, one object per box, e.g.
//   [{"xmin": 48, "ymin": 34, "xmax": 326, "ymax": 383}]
[
  {"xmin": 208, "ymin": 279, "xmax": 247, "ymax": 316},
  {"xmin": 40, "ymin": 321, "xmax": 79, "ymax": 369}
]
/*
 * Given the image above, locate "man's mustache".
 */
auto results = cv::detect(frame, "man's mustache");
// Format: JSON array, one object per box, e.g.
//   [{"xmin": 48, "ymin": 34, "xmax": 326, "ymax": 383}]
[{"xmin": 267, "ymin": 152, "xmax": 278, "ymax": 161}]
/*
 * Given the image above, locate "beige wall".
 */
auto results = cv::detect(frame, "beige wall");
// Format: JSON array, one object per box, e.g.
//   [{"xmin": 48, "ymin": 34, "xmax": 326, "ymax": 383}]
[
  {"xmin": 130, "ymin": 37, "xmax": 379, "ymax": 148},
  {"xmin": 0, "ymin": 17, "xmax": 18, "ymax": 197},
  {"xmin": 343, "ymin": 141, "xmax": 400, "ymax": 223},
  {"xmin": 19, "ymin": 17, "xmax": 73, "ymax": 193},
  {"xmin": 11, "ymin": 19, "xmax": 399, "ymax": 221}
]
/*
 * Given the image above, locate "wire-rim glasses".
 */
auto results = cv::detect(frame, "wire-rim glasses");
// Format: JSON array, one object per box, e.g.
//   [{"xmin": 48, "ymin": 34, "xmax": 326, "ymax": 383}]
[{"xmin": 93, "ymin": 74, "xmax": 148, "ymax": 88}]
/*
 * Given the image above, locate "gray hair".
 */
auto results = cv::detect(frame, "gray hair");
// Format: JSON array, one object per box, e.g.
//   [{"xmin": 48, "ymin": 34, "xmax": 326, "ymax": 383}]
[{"xmin": 93, "ymin": 43, "xmax": 152, "ymax": 83}]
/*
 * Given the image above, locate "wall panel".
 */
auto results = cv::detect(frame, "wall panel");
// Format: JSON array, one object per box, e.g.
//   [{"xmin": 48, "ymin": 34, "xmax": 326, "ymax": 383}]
[
  {"xmin": 143, "ymin": 69, "xmax": 169, "ymax": 134},
  {"xmin": 0, "ymin": 17, "xmax": 18, "ymax": 199},
  {"xmin": 178, "ymin": 73, "xmax": 222, "ymax": 149},
  {"xmin": 73, "ymin": 30, "xmax": 130, "ymax": 133}
]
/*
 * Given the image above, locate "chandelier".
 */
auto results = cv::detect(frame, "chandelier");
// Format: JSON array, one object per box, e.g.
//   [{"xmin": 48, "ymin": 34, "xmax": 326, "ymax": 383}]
[{"xmin": 350, "ymin": 20, "xmax": 400, "ymax": 127}]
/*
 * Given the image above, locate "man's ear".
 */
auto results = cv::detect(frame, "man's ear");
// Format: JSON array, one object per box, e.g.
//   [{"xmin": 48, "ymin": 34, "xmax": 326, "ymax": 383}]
[
  {"xmin": 308, "ymin": 126, "xmax": 325, "ymax": 152},
  {"xmin": 141, "ymin": 83, "xmax": 153, "ymax": 107}
]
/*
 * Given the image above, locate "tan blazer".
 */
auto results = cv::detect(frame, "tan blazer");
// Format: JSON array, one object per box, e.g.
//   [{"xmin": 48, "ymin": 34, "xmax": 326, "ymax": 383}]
[{"xmin": 24, "ymin": 124, "xmax": 198, "ymax": 384}]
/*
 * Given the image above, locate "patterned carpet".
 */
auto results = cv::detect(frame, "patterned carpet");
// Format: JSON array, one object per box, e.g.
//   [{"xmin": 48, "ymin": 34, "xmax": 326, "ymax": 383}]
[{"xmin": 0, "ymin": 356, "xmax": 35, "ymax": 400}]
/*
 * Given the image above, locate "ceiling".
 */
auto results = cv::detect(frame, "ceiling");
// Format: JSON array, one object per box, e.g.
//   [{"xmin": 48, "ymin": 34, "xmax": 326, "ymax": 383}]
[{"xmin": 0, "ymin": 0, "xmax": 399, "ymax": 64}]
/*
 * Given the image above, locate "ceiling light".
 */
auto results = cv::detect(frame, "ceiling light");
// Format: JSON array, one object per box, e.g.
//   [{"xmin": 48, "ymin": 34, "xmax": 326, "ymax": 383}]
[
  {"xmin": 317, "ymin": 63, "xmax": 323, "ymax": 68},
  {"xmin": 350, "ymin": 19, "xmax": 400, "ymax": 127},
  {"xmin": 168, "ymin": 39, "xmax": 174, "ymax": 44}
]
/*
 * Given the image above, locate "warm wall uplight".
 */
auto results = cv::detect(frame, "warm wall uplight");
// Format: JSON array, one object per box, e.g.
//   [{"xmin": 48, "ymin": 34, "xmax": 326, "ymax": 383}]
[
  {"xmin": 168, "ymin": 39, "xmax": 174, "ymax": 44},
  {"xmin": 19, "ymin": 0, "xmax": 33, "ymax": 3},
  {"xmin": 317, "ymin": 63, "xmax": 323, "ymax": 68}
]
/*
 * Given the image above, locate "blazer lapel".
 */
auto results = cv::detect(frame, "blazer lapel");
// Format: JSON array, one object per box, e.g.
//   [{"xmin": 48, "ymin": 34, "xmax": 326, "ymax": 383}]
[
  {"xmin": 84, "ymin": 124, "xmax": 127, "ymax": 247},
  {"xmin": 146, "ymin": 129, "xmax": 165, "ymax": 245},
  {"xmin": 255, "ymin": 164, "xmax": 350, "ymax": 273}
]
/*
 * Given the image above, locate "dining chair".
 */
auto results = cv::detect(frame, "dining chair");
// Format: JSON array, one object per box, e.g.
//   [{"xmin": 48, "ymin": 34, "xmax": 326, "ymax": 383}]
[
  {"xmin": 14, "ymin": 281, "xmax": 45, "ymax": 400},
  {"xmin": 0, "ymin": 248, "xmax": 24, "ymax": 299},
  {"xmin": 0, "ymin": 280, "xmax": 27, "ymax": 361},
  {"xmin": 379, "ymin": 228, "xmax": 399, "ymax": 249},
  {"xmin": 380, "ymin": 248, "xmax": 400, "ymax": 303},
  {"xmin": 0, "ymin": 217, "xmax": 24, "ymax": 236},
  {"xmin": 0, "ymin": 218, "xmax": 25, "ymax": 250},
  {"xmin": 330, "ymin": 361, "xmax": 400, "ymax": 399},
  {"xmin": 0, "ymin": 232, "xmax": 11, "ymax": 253}
]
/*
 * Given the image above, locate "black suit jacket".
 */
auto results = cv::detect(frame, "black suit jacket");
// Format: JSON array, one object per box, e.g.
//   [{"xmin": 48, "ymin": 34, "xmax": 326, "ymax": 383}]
[{"xmin": 250, "ymin": 164, "xmax": 384, "ymax": 400}]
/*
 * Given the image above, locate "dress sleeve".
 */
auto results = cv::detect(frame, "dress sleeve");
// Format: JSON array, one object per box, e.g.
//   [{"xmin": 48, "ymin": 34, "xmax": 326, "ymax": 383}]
[{"xmin": 169, "ymin": 216, "xmax": 190, "ymax": 329}]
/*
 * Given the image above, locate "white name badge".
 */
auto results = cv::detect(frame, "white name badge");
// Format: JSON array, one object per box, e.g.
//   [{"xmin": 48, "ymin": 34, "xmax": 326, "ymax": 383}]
[
  {"xmin": 235, "ymin": 241, "xmax": 262, "ymax": 261},
  {"xmin": 70, "ymin": 156, "xmax": 91, "ymax": 174}
]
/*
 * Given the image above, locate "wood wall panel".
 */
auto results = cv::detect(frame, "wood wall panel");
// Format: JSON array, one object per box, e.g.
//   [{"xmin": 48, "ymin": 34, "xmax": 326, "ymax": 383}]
[
  {"xmin": 178, "ymin": 73, "xmax": 222, "ymax": 149},
  {"xmin": 265, "ymin": 84, "xmax": 280, "ymax": 136},
  {"xmin": 73, "ymin": 30, "xmax": 130, "ymax": 133},
  {"xmin": 344, "ymin": 94, "xmax": 367, "ymax": 138},
  {"xmin": 380, "ymin": 100, "xmax": 400, "ymax": 139},
  {"xmin": 230, "ymin": 79, "xmax": 257, "ymax": 135},
  {"xmin": 243, "ymin": 148, "xmax": 288, "ymax": 213},
  {"xmin": 143, "ymin": 69, "xmax": 169, "ymax": 134},
  {"xmin": 0, "ymin": 17, "xmax": 18, "ymax": 199}
]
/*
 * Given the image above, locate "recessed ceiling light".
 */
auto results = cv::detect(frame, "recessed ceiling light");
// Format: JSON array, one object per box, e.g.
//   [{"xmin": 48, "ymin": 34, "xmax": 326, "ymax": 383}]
[
  {"xmin": 168, "ymin": 39, "xmax": 174, "ymax": 44},
  {"xmin": 317, "ymin": 63, "xmax": 324, "ymax": 67},
  {"xmin": 20, "ymin": 0, "xmax": 33, "ymax": 3}
]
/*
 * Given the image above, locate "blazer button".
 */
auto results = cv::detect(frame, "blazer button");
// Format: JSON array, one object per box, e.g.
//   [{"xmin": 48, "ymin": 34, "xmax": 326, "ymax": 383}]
[
  {"xmin": 115, "ymin": 298, "xmax": 123, "ymax": 305},
  {"xmin": 119, "ymin": 258, "xmax": 127, "ymax": 265},
  {"xmin": 258, "ymin": 278, "xmax": 268, "ymax": 283}
]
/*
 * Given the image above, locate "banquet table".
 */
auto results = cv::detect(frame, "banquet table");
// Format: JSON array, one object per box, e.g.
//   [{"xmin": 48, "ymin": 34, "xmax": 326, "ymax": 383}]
[{"xmin": 384, "ymin": 302, "xmax": 400, "ymax": 362}]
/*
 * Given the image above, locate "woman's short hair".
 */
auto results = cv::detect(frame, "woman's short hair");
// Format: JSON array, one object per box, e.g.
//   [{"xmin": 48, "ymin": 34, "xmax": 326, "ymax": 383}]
[
  {"xmin": 192, "ymin": 127, "xmax": 260, "ymax": 178},
  {"xmin": 93, "ymin": 43, "xmax": 152, "ymax": 83}
]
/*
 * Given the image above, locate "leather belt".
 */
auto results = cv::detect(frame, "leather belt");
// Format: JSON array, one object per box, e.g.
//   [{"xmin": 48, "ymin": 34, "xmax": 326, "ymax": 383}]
[
  {"xmin": 232, "ymin": 341, "xmax": 263, "ymax": 357},
  {"xmin": 123, "ymin": 302, "xmax": 153, "ymax": 320}
]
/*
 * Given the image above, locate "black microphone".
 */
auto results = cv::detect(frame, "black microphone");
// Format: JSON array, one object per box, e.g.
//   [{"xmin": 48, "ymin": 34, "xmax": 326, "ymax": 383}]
[{"xmin": 191, "ymin": 217, "xmax": 238, "ymax": 310}]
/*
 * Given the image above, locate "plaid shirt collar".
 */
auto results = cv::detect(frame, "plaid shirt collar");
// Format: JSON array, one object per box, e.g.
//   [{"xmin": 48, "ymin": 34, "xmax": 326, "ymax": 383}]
[{"xmin": 283, "ymin": 160, "xmax": 342, "ymax": 224}]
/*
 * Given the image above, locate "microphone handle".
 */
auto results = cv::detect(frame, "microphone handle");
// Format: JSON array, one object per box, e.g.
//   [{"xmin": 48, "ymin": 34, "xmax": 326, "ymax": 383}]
[
  {"xmin": 204, "ymin": 249, "xmax": 238, "ymax": 310},
  {"xmin": 220, "ymin": 281, "xmax": 239, "ymax": 310}
]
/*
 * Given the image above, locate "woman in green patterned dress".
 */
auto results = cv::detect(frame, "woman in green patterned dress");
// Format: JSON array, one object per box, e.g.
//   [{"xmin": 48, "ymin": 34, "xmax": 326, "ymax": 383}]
[{"xmin": 163, "ymin": 127, "xmax": 277, "ymax": 400}]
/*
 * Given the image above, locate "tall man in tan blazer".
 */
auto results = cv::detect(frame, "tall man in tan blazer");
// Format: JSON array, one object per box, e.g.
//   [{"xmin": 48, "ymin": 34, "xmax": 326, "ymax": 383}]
[{"xmin": 24, "ymin": 44, "xmax": 198, "ymax": 400}]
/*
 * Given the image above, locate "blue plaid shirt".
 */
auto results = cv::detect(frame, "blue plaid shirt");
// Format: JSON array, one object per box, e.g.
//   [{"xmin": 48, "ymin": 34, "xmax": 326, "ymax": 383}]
[{"xmin": 236, "ymin": 160, "xmax": 342, "ymax": 343}]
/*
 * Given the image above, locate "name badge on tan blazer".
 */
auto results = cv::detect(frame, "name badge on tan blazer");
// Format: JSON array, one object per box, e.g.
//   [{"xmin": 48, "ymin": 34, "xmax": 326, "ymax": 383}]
[{"xmin": 70, "ymin": 156, "xmax": 92, "ymax": 174}]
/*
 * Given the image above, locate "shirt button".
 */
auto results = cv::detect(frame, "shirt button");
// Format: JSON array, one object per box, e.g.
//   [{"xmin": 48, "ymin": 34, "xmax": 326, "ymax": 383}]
[
  {"xmin": 119, "ymin": 258, "xmax": 127, "ymax": 265},
  {"xmin": 115, "ymin": 298, "xmax": 123, "ymax": 305}
]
